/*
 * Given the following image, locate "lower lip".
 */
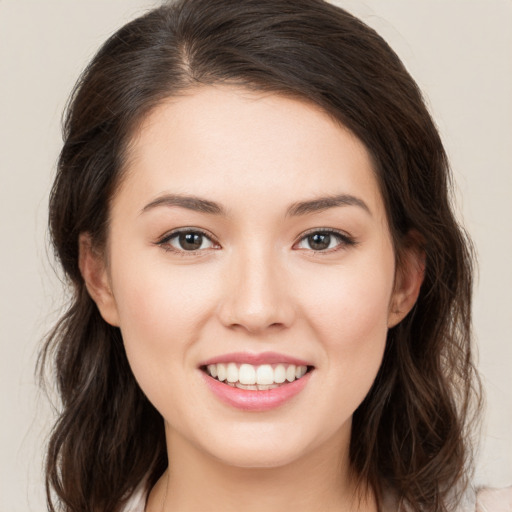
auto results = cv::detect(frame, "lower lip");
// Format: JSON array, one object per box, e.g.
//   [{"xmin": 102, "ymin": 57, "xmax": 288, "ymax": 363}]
[{"xmin": 201, "ymin": 370, "xmax": 312, "ymax": 411}]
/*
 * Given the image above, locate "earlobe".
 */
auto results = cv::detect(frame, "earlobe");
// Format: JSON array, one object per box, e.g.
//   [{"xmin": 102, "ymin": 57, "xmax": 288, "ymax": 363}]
[
  {"xmin": 388, "ymin": 235, "xmax": 425, "ymax": 328},
  {"xmin": 78, "ymin": 233, "xmax": 120, "ymax": 327}
]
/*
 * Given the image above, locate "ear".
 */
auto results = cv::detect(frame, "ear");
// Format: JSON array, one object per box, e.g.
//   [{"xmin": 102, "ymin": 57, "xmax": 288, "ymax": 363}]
[
  {"xmin": 388, "ymin": 232, "xmax": 425, "ymax": 328},
  {"xmin": 78, "ymin": 233, "xmax": 120, "ymax": 327}
]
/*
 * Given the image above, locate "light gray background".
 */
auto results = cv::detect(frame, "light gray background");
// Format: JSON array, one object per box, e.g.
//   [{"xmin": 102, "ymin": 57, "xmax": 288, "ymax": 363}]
[{"xmin": 1, "ymin": 1, "xmax": 511, "ymax": 510}]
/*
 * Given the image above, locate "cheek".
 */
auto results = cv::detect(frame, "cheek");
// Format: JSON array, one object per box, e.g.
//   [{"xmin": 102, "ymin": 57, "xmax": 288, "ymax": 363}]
[
  {"xmin": 297, "ymin": 271, "xmax": 391, "ymax": 430},
  {"xmin": 298, "ymin": 254, "xmax": 394, "ymax": 387},
  {"xmin": 303, "ymin": 258, "xmax": 393, "ymax": 337},
  {"xmin": 109, "ymin": 253, "xmax": 219, "ymax": 387}
]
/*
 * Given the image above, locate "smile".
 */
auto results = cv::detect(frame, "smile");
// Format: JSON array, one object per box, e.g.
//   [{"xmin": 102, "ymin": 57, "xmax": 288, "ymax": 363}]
[
  {"xmin": 203, "ymin": 363, "xmax": 309, "ymax": 390},
  {"xmin": 199, "ymin": 353, "xmax": 314, "ymax": 411}
]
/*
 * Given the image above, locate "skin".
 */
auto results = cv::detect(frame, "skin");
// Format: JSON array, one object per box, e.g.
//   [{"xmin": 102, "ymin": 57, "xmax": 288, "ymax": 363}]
[{"xmin": 80, "ymin": 86, "xmax": 423, "ymax": 511}]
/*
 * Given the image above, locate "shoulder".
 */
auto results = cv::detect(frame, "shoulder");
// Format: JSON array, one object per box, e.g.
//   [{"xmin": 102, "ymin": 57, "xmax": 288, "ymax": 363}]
[
  {"xmin": 120, "ymin": 481, "xmax": 147, "ymax": 512},
  {"xmin": 448, "ymin": 486, "xmax": 512, "ymax": 512},
  {"xmin": 474, "ymin": 486, "xmax": 512, "ymax": 512},
  {"xmin": 382, "ymin": 486, "xmax": 512, "ymax": 512},
  {"xmin": 122, "ymin": 484, "xmax": 512, "ymax": 512}
]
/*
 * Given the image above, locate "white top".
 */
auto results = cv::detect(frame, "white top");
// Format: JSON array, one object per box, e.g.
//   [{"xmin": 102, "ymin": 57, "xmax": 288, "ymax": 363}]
[{"xmin": 121, "ymin": 484, "xmax": 512, "ymax": 512}]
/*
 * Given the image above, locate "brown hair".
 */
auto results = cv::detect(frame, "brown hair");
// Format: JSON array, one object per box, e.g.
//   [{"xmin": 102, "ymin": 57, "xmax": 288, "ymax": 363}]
[{"xmin": 40, "ymin": 1, "xmax": 481, "ymax": 510}]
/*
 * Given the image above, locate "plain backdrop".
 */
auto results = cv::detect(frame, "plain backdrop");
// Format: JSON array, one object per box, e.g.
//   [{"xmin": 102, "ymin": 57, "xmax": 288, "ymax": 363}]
[{"xmin": 1, "ymin": 1, "xmax": 511, "ymax": 510}]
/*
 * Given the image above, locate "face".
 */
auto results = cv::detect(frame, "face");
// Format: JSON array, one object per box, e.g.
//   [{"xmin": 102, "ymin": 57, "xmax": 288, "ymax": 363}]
[{"xmin": 83, "ymin": 86, "xmax": 420, "ymax": 469}]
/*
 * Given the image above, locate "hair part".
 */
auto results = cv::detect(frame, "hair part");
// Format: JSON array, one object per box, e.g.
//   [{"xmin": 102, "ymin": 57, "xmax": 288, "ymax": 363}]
[{"xmin": 40, "ymin": 1, "xmax": 481, "ymax": 510}]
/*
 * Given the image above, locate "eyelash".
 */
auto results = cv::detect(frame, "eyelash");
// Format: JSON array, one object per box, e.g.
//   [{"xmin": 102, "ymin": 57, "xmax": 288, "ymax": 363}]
[
  {"xmin": 156, "ymin": 228, "xmax": 220, "ymax": 256},
  {"xmin": 294, "ymin": 228, "xmax": 357, "ymax": 254},
  {"xmin": 156, "ymin": 227, "xmax": 356, "ymax": 256}
]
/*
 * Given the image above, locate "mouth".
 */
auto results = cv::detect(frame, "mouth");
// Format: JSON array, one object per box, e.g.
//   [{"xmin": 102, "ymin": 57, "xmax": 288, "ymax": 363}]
[
  {"xmin": 198, "ymin": 353, "xmax": 315, "ymax": 411},
  {"xmin": 200, "ymin": 362, "xmax": 313, "ymax": 390}
]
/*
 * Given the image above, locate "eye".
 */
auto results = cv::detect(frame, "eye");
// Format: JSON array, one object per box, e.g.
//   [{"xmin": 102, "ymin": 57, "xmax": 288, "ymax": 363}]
[
  {"xmin": 295, "ymin": 229, "xmax": 355, "ymax": 252},
  {"xmin": 157, "ymin": 229, "xmax": 218, "ymax": 253}
]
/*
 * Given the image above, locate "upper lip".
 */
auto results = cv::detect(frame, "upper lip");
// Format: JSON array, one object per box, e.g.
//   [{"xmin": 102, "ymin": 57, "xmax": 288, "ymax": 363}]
[{"xmin": 199, "ymin": 351, "xmax": 313, "ymax": 367}]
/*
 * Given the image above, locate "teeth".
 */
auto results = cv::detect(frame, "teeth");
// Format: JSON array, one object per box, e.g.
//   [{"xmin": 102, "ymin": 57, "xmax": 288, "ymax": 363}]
[
  {"xmin": 207, "ymin": 364, "xmax": 217, "ymax": 378},
  {"xmin": 226, "ymin": 363, "xmax": 238, "ymax": 383},
  {"xmin": 286, "ymin": 365, "xmax": 296, "ymax": 382},
  {"xmin": 235, "ymin": 382, "xmax": 280, "ymax": 390},
  {"xmin": 204, "ymin": 362, "xmax": 309, "ymax": 386},
  {"xmin": 295, "ymin": 365, "xmax": 307, "ymax": 379},
  {"xmin": 217, "ymin": 363, "xmax": 227, "ymax": 382},
  {"xmin": 256, "ymin": 364, "xmax": 274, "ymax": 385},
  {"xmin": 274, "ymin": 364, "xmax": 286, "ymax": 384},
  {"xmin": 239, "ymin": 364, "xmax": 256, "ymax": 385}
]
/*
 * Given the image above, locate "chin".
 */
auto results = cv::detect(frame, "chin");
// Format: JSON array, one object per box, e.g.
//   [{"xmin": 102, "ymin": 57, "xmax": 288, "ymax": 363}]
[
  {"xmin": 212, "ymin": 442, "xmax": 306, "ymax": 469},
  {"xmin": 195, "ymin": 420, "xmax": 336, "ymax": 470}
]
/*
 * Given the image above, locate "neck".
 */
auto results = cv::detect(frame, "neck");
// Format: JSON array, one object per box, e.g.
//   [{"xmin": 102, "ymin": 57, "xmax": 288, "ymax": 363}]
[{"xmin": 146, "ymin": 423, "xmax": 378, "ymax": 512}]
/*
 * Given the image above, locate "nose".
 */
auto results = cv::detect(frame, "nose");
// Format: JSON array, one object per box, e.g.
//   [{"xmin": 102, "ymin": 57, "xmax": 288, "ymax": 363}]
[{"xmin": 216, "ymin": 246, "xmax": 296, "ymax": 335}]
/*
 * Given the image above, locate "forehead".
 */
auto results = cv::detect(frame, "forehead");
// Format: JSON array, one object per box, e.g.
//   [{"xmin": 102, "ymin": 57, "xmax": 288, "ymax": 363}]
[{"xmin": 118, "ymin": 86, "xmax": 386, "ymax": 222}]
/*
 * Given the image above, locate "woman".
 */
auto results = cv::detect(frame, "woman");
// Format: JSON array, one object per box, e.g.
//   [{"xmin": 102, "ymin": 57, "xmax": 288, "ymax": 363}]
[{"xmin": 40, "ymin": 0, "xmax": 508, "ymax": 511}]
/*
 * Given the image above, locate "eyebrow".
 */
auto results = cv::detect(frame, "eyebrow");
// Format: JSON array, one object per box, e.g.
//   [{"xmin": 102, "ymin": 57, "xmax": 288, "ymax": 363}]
[
  {"xmin": 141, "ymin": 194, "xmax": 226, "ymax": 215},
  {"xmin": 140, "ymin": 193, "xmax": 371, "ymax": 217},
  {"xmin": 286, "ymin": 194, "xmax": 371, "ymax": 217}
]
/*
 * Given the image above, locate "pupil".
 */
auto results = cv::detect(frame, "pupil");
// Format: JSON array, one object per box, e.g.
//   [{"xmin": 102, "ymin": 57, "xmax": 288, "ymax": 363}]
[
  {"xmin": 179, "ymin": 232, "xmax": 202, "ymax": 250},
  {"xmin": 309, "ymin": 233, "xmax": 330, "ymax": 250}
]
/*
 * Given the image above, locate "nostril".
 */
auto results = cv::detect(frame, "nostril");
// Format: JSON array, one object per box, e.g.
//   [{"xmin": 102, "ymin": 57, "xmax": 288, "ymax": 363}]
[
  {"xmin": 226, "ymin": 322, "xmax": 285, "ymax": 335},
  {"xmin": 216, "ymin": 278, "xmax": 296, "ymax": 333}
]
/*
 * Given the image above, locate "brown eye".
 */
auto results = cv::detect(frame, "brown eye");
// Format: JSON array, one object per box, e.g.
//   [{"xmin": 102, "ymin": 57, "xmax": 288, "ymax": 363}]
[
  {"xmin": 295, "ymin": 230, "xmax": 356, "ymax": 252},
  {"xmin": 159, "ymin": 229, "xmax": 217, "ymax": 252},
  {"xmin": 307, "ymin": 233, "xmax": 332, "ymax": 251},
  {"xmin": 177, "ymin": 232, "xmax": 205, "ymax": 250}
]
